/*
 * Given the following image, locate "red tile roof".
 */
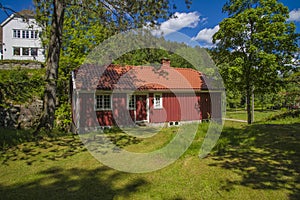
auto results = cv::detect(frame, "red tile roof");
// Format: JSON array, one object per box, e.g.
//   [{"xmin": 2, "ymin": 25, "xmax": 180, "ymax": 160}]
[{"xmin": 74, "ymin": 64, "xmax": 208, "ymax": 91}]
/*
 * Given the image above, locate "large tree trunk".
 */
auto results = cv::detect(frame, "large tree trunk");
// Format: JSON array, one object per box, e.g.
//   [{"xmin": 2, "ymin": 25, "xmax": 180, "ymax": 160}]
[{"xmin": 36, "ymin": 0, "xmax": 65, "ymax": 133}]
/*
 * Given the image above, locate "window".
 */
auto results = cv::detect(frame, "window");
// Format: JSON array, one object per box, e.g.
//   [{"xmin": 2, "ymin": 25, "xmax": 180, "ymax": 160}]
[
  {"xmin": 22, "ymin": 30, "xmax": 30, "ymax": 38},
  {"xmin": 25, "ymin": 30, "xmax": 29, "ymax": 38},
  {"xmin": 14, "ymin": 29, "xmax": 38, "ymax": 39},
  {"xmin": 22, "ymin": 48, "xmax": 29, "ymax": 56},
  {"xmin": 154, "ymin": 94, "xmax": 162, "ymax": 109},
  {"xmin": 95, "ymin": 94, "xmax": 111, "ymax": 110},
  {"xmin": 30, "ymin": 30, "xmax": 38, "ymax": 39},
  {"xmin": 31, "ymin": 48, "xmax": 38, "ymax": 56},
  {"xmin": 30, "ymin": 31, "xmax": 34, "ymax": 38},
  {"xmin": 13, "ymin": 47, "xmax": 20, "ymax": 56},
  {"xmin": 13, "ymin": 30, "xmax": 21, "ymax": 38},
  {"xmin": 22, "ymin": 30, "xmax": 26, "ymax": 38},
  {"xmin": 127, "ymin": 95, "xmax": 136, "ymax": 110}
]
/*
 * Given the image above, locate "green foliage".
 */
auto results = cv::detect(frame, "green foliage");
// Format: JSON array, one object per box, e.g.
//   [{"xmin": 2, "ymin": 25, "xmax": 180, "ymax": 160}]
[
  {"xmin": 214, "ymin": 0, "xmax": 298, "ymax": 91},
  {"xmin": 267, "ymin": 109, "xmax": 300, "ymax": 121},
  {"xmin": 55, "ymin": 102, "xmax": 72, "ymax": 132},
  {"xmin": 0, "ymin": 68, "xmax": 45, "ymax": 106},
  {"xmin": 114, "ymin": 38, "xmax": 215, "ymax": 72},
  {"xmin": 283, "ymin": 70, "xmax": 300, "ymax": 106},
  {"xmin": 213, "ymin": 0, "xmax": 299, "ymax": 123},
  {"xmin": 115, "ymin": 48, "xmax": 168, "ymax": 66},
  {"xmin": 255, "ymin": 92, "xmax": 281, "ymax": 110},
  {"xmin": 59, "ymin": 6, "xmax": 114, "ymax": 72},
  {"xmin": 34, "ymin": 0, "xmax": 176, "ymax": 63},
  {"xmin": 226, "ymin": 89, "xmax": 243, "ymax": 108},
  {"xmin": 114, "ymin": 47, "xmax": 194, "ymax": 69}
]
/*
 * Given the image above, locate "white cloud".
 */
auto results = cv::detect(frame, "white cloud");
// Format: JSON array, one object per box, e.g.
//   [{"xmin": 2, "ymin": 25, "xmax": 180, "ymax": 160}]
[
  {"xmin": 153, "ymin": 12, "xmax": 204, "ymax": 35},
  {"xmin": 288, "ymin": 8, "xmax": 300, "ymax": 22},
  {"xmin": 192, "ymin": 25, "xmax": 220, "ymax": 45}
]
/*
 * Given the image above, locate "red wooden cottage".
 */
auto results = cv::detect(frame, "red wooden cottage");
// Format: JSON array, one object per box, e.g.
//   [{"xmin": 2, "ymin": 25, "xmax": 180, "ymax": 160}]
[{"xmin": 72, "ymin": 59, "xmax": 222, "ymax": 132}]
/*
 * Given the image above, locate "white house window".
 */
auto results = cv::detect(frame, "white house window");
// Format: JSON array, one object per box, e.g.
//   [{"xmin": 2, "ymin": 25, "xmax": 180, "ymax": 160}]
[
  {"xmin": 22, "ymin": 47, "xmax": 29, "ymax": 56},
  {"xmin": 13, "ymin": 30, "xmax": 21, "ymax": 38},
  {"xmin": 22, "ymin": 30, "xmax": 26, "ymax": 38},
  {"xmin": 30, "ymin": 30, "xmax": 38, "ymax": 39},
  {"xmin": 30, "ymin": 30, "xmax": 34, "ymax": 38},
  {"xmin": 31, "ymin": 48, "xmax": 38, "ymax": 56},
  {"xmin": 154, "ymin": 94, "xmax": 162, "ymax": 109},
  {"xmin": 21, "ymin": 30, "xmax": 30, "ymax": 38},
  {"xmin": 95, "ymin": 94, "xmax": 111, "ymax": 110},
  {"xmin": 14, "ymin": 29, "xmax": 38, "ymax": 39},
  {"xmin": 25, "ymin": 30, "xmax": 29, "ymax": 38},
  {"xmin": 127, "ymin": 95, "xmax": 136, "ymax": 110},
  {"xmin": 13, "ymin": 47, "xmax": 20, "ymax": 56}
]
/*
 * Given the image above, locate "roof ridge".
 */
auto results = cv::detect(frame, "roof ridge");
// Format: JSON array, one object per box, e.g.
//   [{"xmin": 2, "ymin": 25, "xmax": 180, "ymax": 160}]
[
  {"xmin": 108, "ymin": 64, "xmax": 202, "ymax": 73},
  {"xmin": 175, "ymin": 67, "xmax": 202, "ymax": 74}
]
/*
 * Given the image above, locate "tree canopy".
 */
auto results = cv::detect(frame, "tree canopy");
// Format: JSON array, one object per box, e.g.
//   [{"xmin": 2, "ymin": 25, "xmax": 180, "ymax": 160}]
[{"xmin": 213, "ymin": 0, "xmax": 299, "ymax": 124}]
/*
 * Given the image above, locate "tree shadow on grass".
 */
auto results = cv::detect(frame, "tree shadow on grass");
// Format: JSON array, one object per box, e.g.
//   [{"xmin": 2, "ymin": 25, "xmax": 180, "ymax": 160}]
[
  {"xmin": 0, "ymin": 134, "xmax": 87, "ymax": 165},
  {"xmin": 0, "ymin": 166, "xmax": 148, "ymax": 200},
  {"xmin": 0, "ymin": 128, "xmax": 142, "ymax": 165},
  {"xmin": 211, "ymin": 122, "xmax": 300, "ymax": 199}
]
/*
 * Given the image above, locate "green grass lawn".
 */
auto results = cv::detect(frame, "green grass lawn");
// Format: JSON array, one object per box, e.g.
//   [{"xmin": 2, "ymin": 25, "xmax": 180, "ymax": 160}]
[
  {"xmin": 0, "ymin": 110, "xmax": 299, "ymax": 200},
  {"xmin": 225, "ymin": 109, "xmax": 283, "ymax": 122}
]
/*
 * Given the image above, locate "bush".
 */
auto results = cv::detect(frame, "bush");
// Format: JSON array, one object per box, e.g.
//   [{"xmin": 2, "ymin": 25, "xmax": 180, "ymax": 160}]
[
  {"xmin": 0, "ymin": 68, "xmax": 45, "ymax": 105},
  {"xmin": 55, "ymin": 102, "xmax": 72, "ymax": 132},
  {"xmin": 268, "ymin": 110, "xmax": 300, "ymax": 121}
]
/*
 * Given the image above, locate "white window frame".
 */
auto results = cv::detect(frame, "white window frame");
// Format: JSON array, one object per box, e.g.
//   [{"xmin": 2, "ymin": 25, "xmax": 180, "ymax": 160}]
[
  {"xmin": 30, "ymin": 30, "xmax": 34, "ymax": 39},
  {"xmin": 22, "ymin": 30, "xmax": 26, "ymax": 38},
  {"xmin": 154, "ymin": 93, "xmax": 163, "ymax": 109},
  {"xmin": 25, "ymin": 30, "xmax": 29, "ymax": 38},
  {"xmin": 127, "ymin": 94, "xmax": 136, "ymax": 110},
  {"xmin": 13, "ymin": 29, "xmax": 21, "ymax": 38},
  {"xmin": 30, "ymin": 30, "xmax": 39, "ymax": 39},
  {"xmin": 13, "ymin": 47, "xmax": 21, "ymax": 56},
  {"xmin": 95, "ymin": 94, "xmax": 112, "ymax": 110}
]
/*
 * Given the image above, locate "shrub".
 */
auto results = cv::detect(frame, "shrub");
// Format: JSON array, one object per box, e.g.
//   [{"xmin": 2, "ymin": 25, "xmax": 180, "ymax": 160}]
[{"xmin": 55, "ymin": 102, "xmax": 72, "ymax": 132}]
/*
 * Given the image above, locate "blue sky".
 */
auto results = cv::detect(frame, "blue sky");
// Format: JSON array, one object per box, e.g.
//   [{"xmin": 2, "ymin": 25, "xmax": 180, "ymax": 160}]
[
  {"xmin": 162, "ymin": 0, "xmax": 300, "ymax": 46},
  {"xmin": 0, "ymin": 0, "xmax": 299, "ymax": 47}
]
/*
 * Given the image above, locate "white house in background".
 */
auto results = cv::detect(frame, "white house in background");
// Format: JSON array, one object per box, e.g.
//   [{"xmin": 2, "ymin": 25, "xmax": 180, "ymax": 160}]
[{"xmin": 0, "ymin": 10, "xmax": 45, "ymax": 62}]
